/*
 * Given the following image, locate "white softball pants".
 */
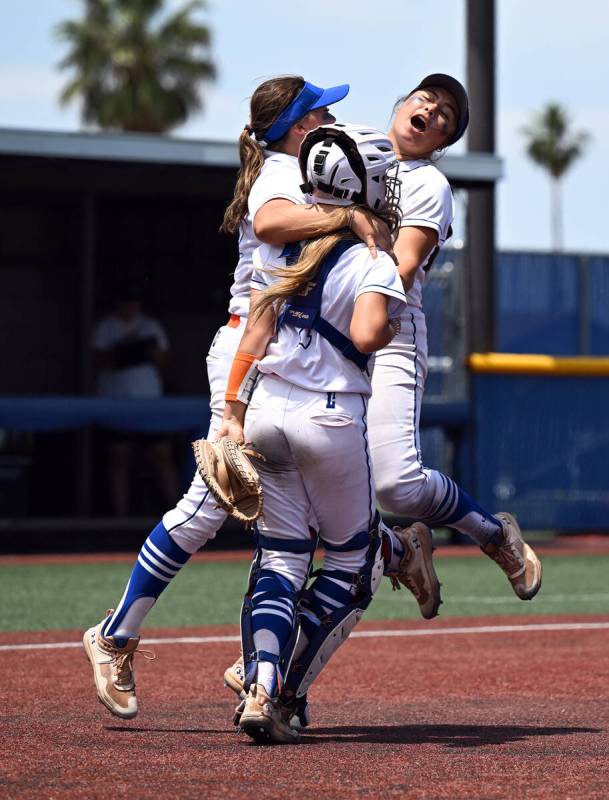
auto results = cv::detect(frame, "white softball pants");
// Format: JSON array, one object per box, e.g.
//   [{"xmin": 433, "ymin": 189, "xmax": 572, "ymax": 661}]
[
  {"xmin": 161, "ymin": 319, "xmax": 246, "ymax": 553},
  {"xmin": 368, "ymin": 315, "xmax": 449, "ymax": 519},
  {"xmin": 244, "ymin": 373, "xmax": 380, "ymax": 588}
]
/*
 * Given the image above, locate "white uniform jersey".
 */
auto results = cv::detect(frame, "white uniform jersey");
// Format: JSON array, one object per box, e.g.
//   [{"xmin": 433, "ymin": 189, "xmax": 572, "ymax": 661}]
[
  {"xmin": 394, "ymin": 159, "xmax": 454, "ymax": 314},
  {"xmin": 251, "ymin": 242, "xmax": 406, "ymax": 395},
  {"xmin": 228, "ymin": 152, "xmax": 306, "ymax": 318}
]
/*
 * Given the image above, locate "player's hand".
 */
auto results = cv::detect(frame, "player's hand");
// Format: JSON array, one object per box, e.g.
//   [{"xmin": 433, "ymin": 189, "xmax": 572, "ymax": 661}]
[
  {"xmin": 216, "ymin": 418, "xmax": 245, "ymax": 445},
  {"xmin": 350, "ymin": 207, "xmax": 395, "ymax": 260}
]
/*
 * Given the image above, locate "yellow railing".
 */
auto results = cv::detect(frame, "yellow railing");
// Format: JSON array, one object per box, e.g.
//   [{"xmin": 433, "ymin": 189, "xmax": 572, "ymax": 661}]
[{"xmin": 468, "ymin": 353, "xmax": 609, "ymax": 376}]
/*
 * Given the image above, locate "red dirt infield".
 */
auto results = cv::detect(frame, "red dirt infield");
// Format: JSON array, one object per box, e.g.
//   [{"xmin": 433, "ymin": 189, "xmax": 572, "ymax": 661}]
[{"xmin": 2, "ymin": 614, "xmax": 609, "ymax": 799}]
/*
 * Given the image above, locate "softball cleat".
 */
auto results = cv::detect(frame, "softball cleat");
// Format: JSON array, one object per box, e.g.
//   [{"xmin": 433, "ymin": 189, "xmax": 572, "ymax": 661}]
[
  {"xmin": 83, "ymin": 611, "xmax": 154, "ymax": 719},
  {"xmin": 388, "ymin": 522, "xmax": 442, "ymax": 619},
  {"xmin": 224, "ymin": 655, "xmax": 247, "ymax": 700},
  {"xmin": 482, "ymin": 512, "xmax": 542, "ymax": 600},
  {"xmin": 225, "ymin": 656, "xmax": 312, "ymax": 729},
  {"xmin": 239, "ymin": 684, "xmax": 300, "ymax": 745}
]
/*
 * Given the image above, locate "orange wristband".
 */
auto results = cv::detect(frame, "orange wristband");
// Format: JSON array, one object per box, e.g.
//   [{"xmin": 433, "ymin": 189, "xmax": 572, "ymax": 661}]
[{"xmin": 225, "ymin": 351, "xmax": 257, "ymax": 402}]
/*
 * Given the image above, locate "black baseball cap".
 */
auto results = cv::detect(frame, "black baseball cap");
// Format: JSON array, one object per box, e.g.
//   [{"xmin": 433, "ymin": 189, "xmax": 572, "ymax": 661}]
[{"xmin": 411, "ymin": 73, "xmax": 469, "ymax": 145}]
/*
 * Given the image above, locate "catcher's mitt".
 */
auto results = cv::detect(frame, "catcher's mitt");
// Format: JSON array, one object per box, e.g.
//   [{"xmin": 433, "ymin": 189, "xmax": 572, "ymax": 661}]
[{"xmin": 192, "ymin": 436, "xmax": 264, "ymax": 525}]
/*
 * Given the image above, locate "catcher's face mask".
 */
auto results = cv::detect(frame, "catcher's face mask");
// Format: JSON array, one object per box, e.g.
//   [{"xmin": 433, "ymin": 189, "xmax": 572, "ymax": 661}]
[{"xmin": 299, "ymin": 123, "xmax": 399, "ymax": 212}]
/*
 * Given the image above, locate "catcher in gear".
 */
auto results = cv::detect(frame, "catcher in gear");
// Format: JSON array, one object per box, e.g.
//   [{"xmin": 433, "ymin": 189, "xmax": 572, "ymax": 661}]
[
  {"xmin": 216, "ymin": 124, "xmax": 408, "ymax": 744},
  {"xmin": 192, "ymin": 437, "xmax": 263, "ymax": 526}
]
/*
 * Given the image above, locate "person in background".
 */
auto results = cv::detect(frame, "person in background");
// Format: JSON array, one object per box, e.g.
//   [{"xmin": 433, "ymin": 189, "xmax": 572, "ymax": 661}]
[{"xmin": 91, "ymin": 283, "xmax": 180, "ymax": 516}]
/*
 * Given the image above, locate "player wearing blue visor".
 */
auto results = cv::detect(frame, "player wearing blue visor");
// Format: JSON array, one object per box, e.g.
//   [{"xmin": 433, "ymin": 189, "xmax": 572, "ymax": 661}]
[{"xmin": 82, "ymin": 74, "xmax": 415, "ymax": 723}]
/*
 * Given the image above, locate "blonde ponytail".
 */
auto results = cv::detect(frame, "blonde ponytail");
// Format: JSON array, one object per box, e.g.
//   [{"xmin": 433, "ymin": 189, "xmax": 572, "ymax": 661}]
[{"xmin": 253, "ymin": 205, "xmax": 401, "ymax": 320}]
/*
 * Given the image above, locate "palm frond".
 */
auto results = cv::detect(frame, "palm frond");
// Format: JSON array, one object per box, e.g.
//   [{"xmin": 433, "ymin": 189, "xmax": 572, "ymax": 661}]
[
  {"xmin": 521, "ymin": 103, "xmax": 589, "ymax": 179},
  {"xmin": 55, "ymin": 0, "xmax": 215, "ymax": 132}
]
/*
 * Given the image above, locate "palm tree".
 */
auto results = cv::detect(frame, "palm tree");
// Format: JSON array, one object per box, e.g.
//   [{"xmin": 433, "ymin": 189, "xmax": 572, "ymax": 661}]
[
  {"xmin": 56, "ymin": 0, "xmax": 216, "ymax": 133},
  {"xmin": 522, "ymin": 104, "xmax": 589, "ymax": 251}
]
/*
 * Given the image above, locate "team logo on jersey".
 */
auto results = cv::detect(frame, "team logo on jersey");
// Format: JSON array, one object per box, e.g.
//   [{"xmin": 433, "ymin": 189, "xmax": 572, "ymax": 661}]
[{"xmin": 326, "ymin": 392, "xmax": 336, "ymax": 409}]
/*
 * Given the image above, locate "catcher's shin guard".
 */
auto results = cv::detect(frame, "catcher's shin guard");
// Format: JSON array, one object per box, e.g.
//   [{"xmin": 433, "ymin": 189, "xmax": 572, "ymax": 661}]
[
  {"xmin": 282, "ymin": 520, "xmax": 384, "ymax": 700},
  {"xmin": 241, "ymin": 530, "xmax": 317, "ymax": 694}
]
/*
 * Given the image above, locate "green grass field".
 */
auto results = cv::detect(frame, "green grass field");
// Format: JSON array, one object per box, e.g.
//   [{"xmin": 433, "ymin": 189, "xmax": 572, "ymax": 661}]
[{"xmin": 1, "ymin": 553, "xmax": 608, "ymax": 633}]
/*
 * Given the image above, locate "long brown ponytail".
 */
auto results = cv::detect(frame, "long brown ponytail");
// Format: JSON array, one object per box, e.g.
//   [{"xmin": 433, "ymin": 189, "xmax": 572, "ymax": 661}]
[{"xmin": 220, "ymin": 76, "xmax": 305, "ymax": 234}]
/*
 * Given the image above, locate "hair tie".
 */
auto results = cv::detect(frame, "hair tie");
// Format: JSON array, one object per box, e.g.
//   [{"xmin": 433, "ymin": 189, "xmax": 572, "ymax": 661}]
[{"xmin": 244, "ymin": 124, "xmax": 255, "ymax": 136}]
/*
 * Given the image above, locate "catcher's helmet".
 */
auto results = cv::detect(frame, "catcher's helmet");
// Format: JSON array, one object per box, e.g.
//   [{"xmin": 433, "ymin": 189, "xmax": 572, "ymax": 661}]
[{"xmin": 299, "ymin": 123, "xmax": 398, "ymax": 211}]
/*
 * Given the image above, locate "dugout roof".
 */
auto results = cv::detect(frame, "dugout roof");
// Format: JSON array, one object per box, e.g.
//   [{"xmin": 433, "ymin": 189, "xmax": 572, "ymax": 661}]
[{"xmin": 0, "ymin": 127, "xmax": 502, "ymax": 190}]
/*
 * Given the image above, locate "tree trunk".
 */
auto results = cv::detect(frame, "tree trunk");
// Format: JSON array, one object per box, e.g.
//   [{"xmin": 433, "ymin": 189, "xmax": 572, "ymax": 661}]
[{"xmin": 551, "ymin": 176, "xmax": 562, "ymax": 252}]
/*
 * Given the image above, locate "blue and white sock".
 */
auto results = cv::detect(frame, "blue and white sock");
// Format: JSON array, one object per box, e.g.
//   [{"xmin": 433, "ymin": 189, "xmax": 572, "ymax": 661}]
[
  {"xmin": 104, "ymin": 522, "xmax": 191, "ymax": 644},
  {"xmin": 381, "ymin": 526, "xmax": 405, "ymax": 573},
  {"xmin": 424, "ymin": 474, "xmax": 503, "ymax": 547}
]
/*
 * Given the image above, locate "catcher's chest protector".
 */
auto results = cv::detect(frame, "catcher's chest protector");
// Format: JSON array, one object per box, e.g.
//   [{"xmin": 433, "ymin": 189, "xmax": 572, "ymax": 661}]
[{"xmin": 277, "ymin": 239, "xmax": 370, "ymax": 371}]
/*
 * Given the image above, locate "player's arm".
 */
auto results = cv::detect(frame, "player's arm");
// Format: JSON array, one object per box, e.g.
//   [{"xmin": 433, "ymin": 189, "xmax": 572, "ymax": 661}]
[
  {"xmin": 254, "ymin": 199, "xmax": 393, "ymax": 259},
  {"xmin": 350, "ymin": 292, "xmax": 398, "ymax": 353},
  {"xmin": 394, "ymin": 225, "xmax": 438, "ymax": 292},
  {"xmin": 217, "ymin": 290, "xmax": 276, "ymax": 443}
]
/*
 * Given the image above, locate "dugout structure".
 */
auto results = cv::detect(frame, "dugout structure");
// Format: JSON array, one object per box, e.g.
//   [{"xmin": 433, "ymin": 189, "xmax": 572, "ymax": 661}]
[{"xmin": 0, "ymin": 127, "xmax": 501, "ymax": 539}]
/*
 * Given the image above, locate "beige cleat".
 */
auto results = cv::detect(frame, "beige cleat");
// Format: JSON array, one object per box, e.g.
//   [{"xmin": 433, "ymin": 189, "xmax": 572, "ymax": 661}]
[
  {"xmin": 482, "ymin": 512, "xmax": 542, "ymax": 600},
  {"xmin": 224, "ymin": 656, "xmax": 246, "ymax": 699},
  {"xmin": 225, "ymin": 656, "xmax": 311, "ymax": 730},
  {"xmin": 239, "ymin": 684, "xmax": 300, "ymax": 745},
  {"xmin": 83, "ymin": 611, "xmax": 154, "ymax": 719},
  {"xmin": 388, "ymin": 522, "xmax": 442, "ymax": 619}
]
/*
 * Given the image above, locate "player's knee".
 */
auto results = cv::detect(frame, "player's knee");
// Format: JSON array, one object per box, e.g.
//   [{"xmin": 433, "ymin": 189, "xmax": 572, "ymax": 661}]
[
  {"xmin": 259, "ymin": 550, "xmax": 310, "ymax": 589},
  {"xmin": 167, "ymin": 523, "xmax": 217, "ymax": 554},
  {"xmin": 376, "ymin": 476, "xmax": 431, "ymax": 517}
]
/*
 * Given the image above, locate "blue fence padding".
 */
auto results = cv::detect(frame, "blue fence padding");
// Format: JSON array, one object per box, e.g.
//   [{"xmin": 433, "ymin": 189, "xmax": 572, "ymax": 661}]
[
  {"xmin": 472, "ymin": 374, "xmax": 609, "ymax": 530},
  {"xmin": 0, "ymin": 396, "xmax": 468, "ymax": 434},
  {"xmin": 590, "ymin": 257, "xmax": 609, "ymax": 354},
  {"xmin": 421, "ymin": 251, "xmax": 609, "ymax": 358},
  {"xmin": 497, "ymin": 252, "xmax": 580, "ymax": 355},
  {"xmin": 421, "ymin": 275, "xmax": 448, "ymax": 358},
  {"xmin": 0, "ymin": 396, "xmax": 211, "ymax": 434}
]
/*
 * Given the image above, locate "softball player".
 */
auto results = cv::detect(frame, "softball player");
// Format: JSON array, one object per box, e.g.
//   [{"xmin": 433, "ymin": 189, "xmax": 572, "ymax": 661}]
[
  {"xmin": 83, "ymin": 76, "xmax": 424, "ymax": 722},
  {"xmin": 217, "ymin": 124, "xmax": 406, "ymax": 743},
  {"xmin": 368, "ymin": 74, "xmax": 542, "ymax": 598},
  {"xmin": 222, "ymin": 77, "xmax": 542, "ymax": 725}
]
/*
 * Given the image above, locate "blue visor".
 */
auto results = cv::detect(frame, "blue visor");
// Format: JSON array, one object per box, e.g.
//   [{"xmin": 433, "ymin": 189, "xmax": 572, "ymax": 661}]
[{"xmin": 263, "ymin": 80, "xmax": 349, "ymax": 144}]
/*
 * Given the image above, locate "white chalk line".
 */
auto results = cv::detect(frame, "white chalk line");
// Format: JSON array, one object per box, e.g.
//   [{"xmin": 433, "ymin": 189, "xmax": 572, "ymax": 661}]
[{"xmin": 2, "ymin": 621, "xmax": 609, "ymax": 653}]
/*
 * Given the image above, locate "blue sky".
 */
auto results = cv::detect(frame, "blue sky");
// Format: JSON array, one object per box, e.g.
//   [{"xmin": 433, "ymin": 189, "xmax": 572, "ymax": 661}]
[{"xmin": 0, "ymin": 0, "xmax": 607, "ymax": 253}]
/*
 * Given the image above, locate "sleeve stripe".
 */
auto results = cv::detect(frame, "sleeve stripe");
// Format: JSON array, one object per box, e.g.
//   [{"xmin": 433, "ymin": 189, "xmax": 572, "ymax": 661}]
[
  {"xmin": 400, "ymin": 217, "xmax": 442, "ymax": 231},
  {"xmin": 356, "ymin": 285, "xmax": 406, "ymax": 302}
]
